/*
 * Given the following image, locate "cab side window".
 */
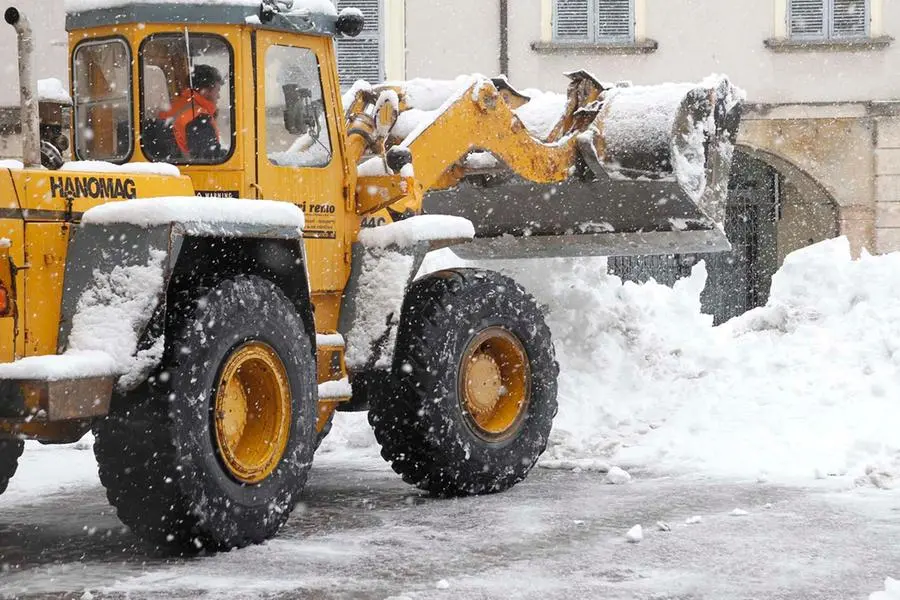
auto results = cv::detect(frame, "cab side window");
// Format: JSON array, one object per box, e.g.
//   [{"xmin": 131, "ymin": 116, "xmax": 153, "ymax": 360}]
[
  {"xmin": 265, "ymin": 46, "xmax": 332, "ymax": 168},
  {"xmin": 139, "ymin": 34, "xmax": 235, "ymax": 164},
  {"xmin": 73, "ymin": 38, "xmax": 133, "ymax": 162}
]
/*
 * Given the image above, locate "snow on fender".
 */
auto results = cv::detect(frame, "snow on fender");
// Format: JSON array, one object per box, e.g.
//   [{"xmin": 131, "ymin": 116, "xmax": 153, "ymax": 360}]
[
  {"xmin": 357, "ymin": 215, "xmax": 474, "ymax": 249},
  {"xmin": 870, "ymin": 577, "xmax": 900, "ymax": 600},
  {"xmin": 82, "ymin": 197, "xmax": 305, "ymax": 234}
]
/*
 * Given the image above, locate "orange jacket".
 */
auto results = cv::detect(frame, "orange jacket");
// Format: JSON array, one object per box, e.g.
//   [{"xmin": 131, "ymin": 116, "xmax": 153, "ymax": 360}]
[{"xmin": 159, "ymin": 90, "xmax": 220, "ymax": 157}]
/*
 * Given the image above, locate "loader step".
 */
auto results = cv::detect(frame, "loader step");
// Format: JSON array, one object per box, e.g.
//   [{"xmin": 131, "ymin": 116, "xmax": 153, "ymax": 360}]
[{"xmin": 0, "ymin": 375, "xmax": 114, "ymax": 421}]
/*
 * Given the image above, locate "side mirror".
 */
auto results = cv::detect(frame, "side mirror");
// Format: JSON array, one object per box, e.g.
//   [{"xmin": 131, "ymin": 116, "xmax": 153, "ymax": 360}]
[
  {"xmin": 336, "ymin": 9, "xmax": 365, "ymax": 37},
  {"xmin": 282, "ymin": 84, "xmax": 318, "ymax": 137},
  {"xmin": 40, "ymin": 140, "xmax": 64, "ymax": 170}
]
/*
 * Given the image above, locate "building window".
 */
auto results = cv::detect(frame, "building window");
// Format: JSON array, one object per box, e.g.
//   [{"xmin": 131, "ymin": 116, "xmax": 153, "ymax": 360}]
[
  {"xmin": 335, "ymin": 0, "xmax": 383, "ymax": 89},
  {"xmin": 554, "ymin": 0, "xmax": 634, "ymax": 44},
  {"xmin": 789, "ymin": 0, "xmax": 869, "ymax": 40}
]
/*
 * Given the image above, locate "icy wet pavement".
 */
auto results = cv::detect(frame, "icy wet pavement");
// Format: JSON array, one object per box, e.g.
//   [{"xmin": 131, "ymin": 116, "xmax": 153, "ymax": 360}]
[{"xmin": 1, "ymin": 451, "xmax": 900, "ymax": 599}]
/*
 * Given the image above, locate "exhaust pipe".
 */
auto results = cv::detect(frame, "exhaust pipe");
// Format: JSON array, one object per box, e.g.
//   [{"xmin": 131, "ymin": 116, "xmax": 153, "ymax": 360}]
[{"xmin": 5, "ymin": 7, "xmax": 40, "ymax": 169}]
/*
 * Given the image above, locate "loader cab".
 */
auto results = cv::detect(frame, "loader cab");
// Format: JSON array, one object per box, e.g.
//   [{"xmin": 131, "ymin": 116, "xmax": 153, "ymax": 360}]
[{"xmin": 65, "ymin": 1, "xmax": 361, "ymax": 296}]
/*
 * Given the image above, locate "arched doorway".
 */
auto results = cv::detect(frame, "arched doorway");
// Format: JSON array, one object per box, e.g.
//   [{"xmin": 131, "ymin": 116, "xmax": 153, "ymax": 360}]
[
  {"xmin": 700, "ymin": 150, "xmax": 779, "ymax": 323},
  {"xmin": 608, "ymin": 149, "xmax": 839, "ymax": 324}
]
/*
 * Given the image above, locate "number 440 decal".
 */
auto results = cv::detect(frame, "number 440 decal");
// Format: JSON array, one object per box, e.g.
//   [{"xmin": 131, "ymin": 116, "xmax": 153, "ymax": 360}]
[{"xmin": 360, "ymin": 216, "xmax": 387, "ymax": 228}]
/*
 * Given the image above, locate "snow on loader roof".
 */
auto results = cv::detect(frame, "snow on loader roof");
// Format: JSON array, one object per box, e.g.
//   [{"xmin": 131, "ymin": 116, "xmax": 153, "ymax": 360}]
[
  {"xmin": 64, "ymin": 0, "xmax": 345, "ymax": 34},
  {"xmin": 64, "ymin": 0, "xmax": 337, "ymax": 16}
]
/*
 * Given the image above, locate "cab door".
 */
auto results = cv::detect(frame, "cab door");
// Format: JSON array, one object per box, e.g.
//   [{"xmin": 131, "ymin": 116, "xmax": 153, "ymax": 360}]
[{"xmin": 253, "ymin": 31, "xmax": 349, "ymax": 297}]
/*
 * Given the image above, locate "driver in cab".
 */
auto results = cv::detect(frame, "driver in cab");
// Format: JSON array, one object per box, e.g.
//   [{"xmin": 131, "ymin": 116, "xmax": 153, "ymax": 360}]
[{"xmin": 160, "ymin": 64, "xmax": 226, "ymax": 160}]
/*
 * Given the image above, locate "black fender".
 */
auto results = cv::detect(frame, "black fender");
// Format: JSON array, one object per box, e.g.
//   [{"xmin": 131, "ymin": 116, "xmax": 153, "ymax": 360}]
[{"xmin": 58, "ymin": 221, "xmax": 314, "ymax": 392}]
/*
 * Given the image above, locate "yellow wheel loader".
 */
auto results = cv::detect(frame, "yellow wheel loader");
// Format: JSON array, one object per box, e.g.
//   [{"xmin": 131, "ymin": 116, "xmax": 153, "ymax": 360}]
[{"xmin": 0, "ymin": 0, "xmax": 742, "ymax": 551}]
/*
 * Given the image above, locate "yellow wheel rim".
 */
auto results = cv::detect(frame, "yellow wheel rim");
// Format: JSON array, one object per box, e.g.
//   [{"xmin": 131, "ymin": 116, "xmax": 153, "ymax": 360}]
[
  {"xmin": 213, "ymin": 342, "xmax": 292, "ymax": 484},
  {"xmin": 458, "ymin": 327, "xmax": 531, "ymax": 442}
]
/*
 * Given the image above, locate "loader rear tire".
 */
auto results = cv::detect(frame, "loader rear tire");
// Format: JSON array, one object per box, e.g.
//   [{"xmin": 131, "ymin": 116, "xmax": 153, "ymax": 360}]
[
  {"xmin": 94, "ymin": 275, "xmax": 317, "ymax": 552},
  {"xmin": 0, "ymin": 438, "xmax": 24, "ymax": 496},
  {"xmin": 368, "ymin": 268, "xmax": 558, "ymax": 496}
]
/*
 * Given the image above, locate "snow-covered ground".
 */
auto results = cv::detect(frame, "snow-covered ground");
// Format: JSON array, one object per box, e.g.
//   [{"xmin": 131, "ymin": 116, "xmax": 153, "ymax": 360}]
[{"xmin": 4, "ymin": 453, "xmax": 900, "ymax": 600}]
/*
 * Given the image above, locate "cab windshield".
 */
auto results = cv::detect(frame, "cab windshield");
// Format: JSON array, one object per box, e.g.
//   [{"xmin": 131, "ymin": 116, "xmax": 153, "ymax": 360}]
[{"xmin": 139, "ymin": 33, "xmax": 235, "ymax": 165}]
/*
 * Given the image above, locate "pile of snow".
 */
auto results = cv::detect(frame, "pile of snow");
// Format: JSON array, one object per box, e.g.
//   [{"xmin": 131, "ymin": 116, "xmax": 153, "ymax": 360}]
[
  {"xmin": 327, "ymin": 236, "xmax": 900, "ymax": 486},
  {"xmin": 532, "ymin": 236, "xmax": 900, "ymax": 484},
  {"xmin": 285, "ymin": 0, "xmax": 338, "ymax": 16},
  {"xmin": 357, "ymin": 215, "xmax": 474, "ymax": 249},
  {"xmin": 318, "ymin": 378, "xmax": 352, "ymax": 399},
  {"xmin": 341, "ymin": 76, "xmax": 569, "ymax": 145},
  {"xmin": 37, "ymin": 78, "xmax": 72, "ymax": 105},
  {"xmin": 400, "ymin": 76, "xmax": 475, "ymax": 111},
  {"xmin": 338, "ymin": 6, "xmax": 363, "ymax": 19},
  {"xmin": 871, "ymin": 578, "xmax": 900, "ymax": 600},
  {"xmin": 516, "ymin": 88, "xmax": 567, "ymax": 139},
  {"xmin": 0, "ymin": 350, "xmax": 118, "ymax": 382},
  {"xmin": 624, "ymin": 524, "xmax": 643, "ymax": 543},
  {"xmin": 600, "ymin": 75, "xmax": 744, "ymax": 202},
  {"xmin": 395, "ymin": 76, "xmax": 568, "ymax": 140}
]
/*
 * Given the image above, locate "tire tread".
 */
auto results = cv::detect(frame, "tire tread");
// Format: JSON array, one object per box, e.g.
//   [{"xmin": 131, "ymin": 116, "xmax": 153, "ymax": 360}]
[{"xmin": 368, "ymin": 268, "xmax": 559, "ymax": 497}]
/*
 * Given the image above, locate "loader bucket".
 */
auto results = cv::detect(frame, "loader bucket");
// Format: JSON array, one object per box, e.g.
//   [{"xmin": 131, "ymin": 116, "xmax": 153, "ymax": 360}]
[{"xmin": 423, "ymin": 75, "xmax": 743, "ymax": 259}]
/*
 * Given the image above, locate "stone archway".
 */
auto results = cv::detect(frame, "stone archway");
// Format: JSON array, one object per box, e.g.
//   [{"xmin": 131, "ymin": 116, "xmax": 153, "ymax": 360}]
[
  {"xmin": 737, "ymin": 111, "xmax": 875, "ymax": 256},
  {"xmin": 736, "ymin": 144, "xmax": 840, "ymax": 265}
]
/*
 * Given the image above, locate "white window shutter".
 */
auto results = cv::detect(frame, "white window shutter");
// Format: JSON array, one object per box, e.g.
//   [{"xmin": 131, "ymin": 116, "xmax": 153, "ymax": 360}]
[
  {"xmin": 596, "ymin": 0, "xmax": 633, "ymax": 42},
  {"xmin": 555, "ymin": 0, "xmax": 590, "ymax": 41},
  {"xmin": 335, "ymin": 0, "xmax": 383, "ymax": 89},
  {"xmin": 831, "ymin": 0, "xmax": 868, "ymax": 38},
  {"xmin": 789, "ymin": 0, "xmax": 826, "ymax": 38}
]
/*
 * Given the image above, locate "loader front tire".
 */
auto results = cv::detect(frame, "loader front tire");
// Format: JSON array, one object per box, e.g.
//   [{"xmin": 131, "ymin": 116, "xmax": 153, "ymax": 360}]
[
  {"xmin": 369, "ymin": 269, "xmax": 558, "ymax": 496},
  {"xmin": 94, "ymin": 275, "xmax": 317, "ymax": 552},
  {"xmin": 0, "ymin": 437, "xmax": 24, "ymax": 496}
]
